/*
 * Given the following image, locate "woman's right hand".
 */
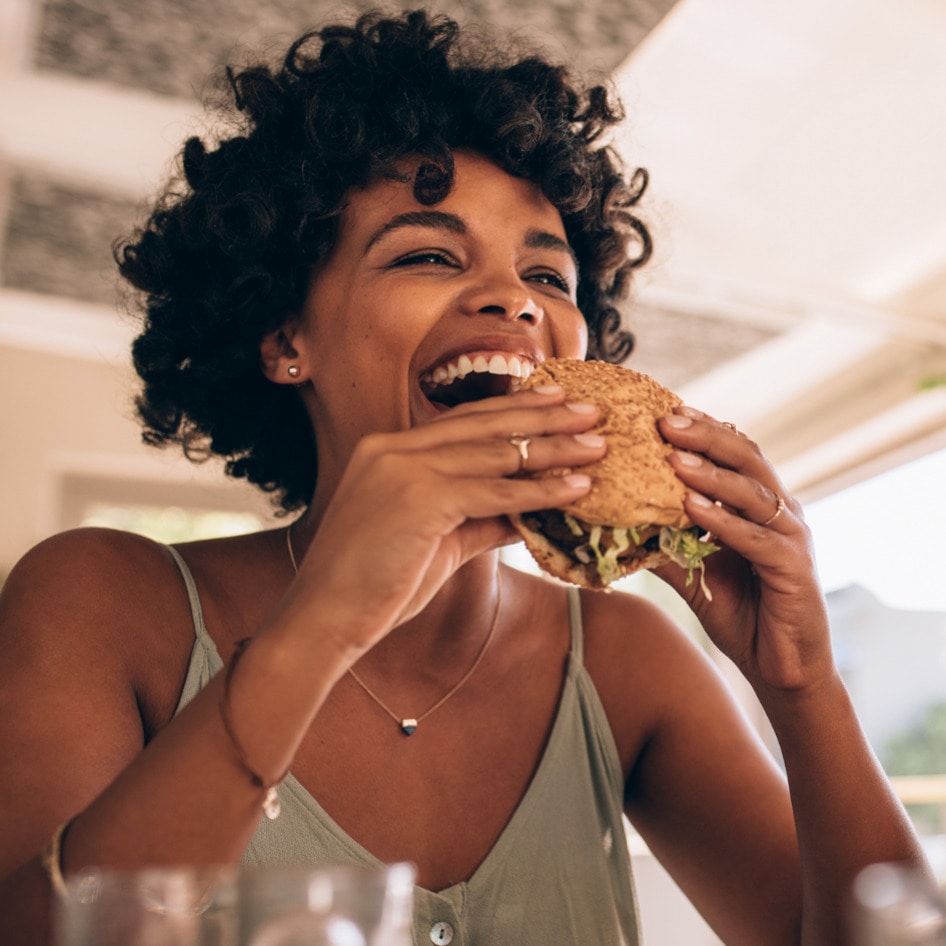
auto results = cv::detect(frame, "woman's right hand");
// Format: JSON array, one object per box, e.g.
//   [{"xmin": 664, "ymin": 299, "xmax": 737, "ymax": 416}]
[{"xmin": 276, "ymin": 385, "xmax": 605, "ymax": 661}]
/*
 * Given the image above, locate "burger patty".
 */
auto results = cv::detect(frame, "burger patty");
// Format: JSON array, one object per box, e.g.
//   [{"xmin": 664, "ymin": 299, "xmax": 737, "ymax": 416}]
[{"xmin": 520, "ymin": 510, "xmax": 661, "ymax": 560}]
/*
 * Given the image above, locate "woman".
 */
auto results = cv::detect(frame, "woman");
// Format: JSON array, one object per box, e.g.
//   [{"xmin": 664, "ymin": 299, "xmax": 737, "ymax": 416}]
[{"xmin": 0, "ymin": 10, "xmax": 927, "ymax": 945}]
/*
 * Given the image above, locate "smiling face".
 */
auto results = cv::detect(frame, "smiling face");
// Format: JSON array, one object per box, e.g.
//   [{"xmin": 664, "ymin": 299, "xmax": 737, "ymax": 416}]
[{"xmin": 286, "ymin": 151, "xmax": 588, "ymax": 485}]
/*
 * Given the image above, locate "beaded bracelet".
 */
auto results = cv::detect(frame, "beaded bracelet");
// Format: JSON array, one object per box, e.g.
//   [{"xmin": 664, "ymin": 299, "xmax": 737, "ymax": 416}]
[
  {"xmin": 220, "ymin": 638, "xmax": 288, "ymax": 820},
  {"xmin": 40, "ymin": 818, "xmax": 73, "ymax": 900}
]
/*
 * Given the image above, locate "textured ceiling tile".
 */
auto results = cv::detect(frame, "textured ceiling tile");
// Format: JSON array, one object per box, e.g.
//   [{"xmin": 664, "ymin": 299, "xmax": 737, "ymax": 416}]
[
  {"xmin": 34, "ymin": 0, "xmax": 679, "ymax": 99},
  {"xmin": 1, "ymin": 174, "xmax": 137, "ymax": 306}
]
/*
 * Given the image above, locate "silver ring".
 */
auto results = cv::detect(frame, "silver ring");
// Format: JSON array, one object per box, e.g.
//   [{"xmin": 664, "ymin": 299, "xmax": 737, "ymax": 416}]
[
  {"xmin": 508, "ymin": 433, "xmax": 531, "ymax": 474},
  {"xmin": 762, "ymin": 495, "xmax": 786, "ymax": 527}
]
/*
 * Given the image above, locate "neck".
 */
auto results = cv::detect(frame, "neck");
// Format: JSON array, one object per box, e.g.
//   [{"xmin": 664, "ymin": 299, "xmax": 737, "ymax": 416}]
[{"xmin": 361, "ymin": 558, "xmax": 506, "ymax": 692}]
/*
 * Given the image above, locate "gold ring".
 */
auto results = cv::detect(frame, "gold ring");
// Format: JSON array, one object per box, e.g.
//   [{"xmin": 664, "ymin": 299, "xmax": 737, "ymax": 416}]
[
  {"xmin": 508, "ymin": 433, "xmax": 531, "ymax": 474},
  {"xmin": 762, "ymin": 495, "xmax": 785, "ymax": 527}
]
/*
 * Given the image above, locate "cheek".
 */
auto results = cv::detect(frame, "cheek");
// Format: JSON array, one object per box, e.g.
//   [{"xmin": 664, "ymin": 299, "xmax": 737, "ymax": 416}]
[
  {"xmin": 355, "ymin": 284, "xmax": 434, "ymax": 338},
  {"xmin": 552, "ymin": 306, "xmax": 589, "ymax": 360}
]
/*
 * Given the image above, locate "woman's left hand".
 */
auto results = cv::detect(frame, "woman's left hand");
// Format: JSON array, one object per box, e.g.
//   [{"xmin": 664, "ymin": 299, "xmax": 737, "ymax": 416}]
[{"xmin": 653, "ymin": 406, "xmax": 833, "ymax": 694}]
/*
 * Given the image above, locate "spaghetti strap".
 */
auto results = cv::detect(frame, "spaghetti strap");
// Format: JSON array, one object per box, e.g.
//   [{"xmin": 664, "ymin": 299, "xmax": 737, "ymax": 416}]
[
  {"xmin": 165, "ymin": 545, "xmax": 212, "ymax": 645},
  {"xmin": 566, "ymin": 586, "xmax": 584, "ymax": 663}
]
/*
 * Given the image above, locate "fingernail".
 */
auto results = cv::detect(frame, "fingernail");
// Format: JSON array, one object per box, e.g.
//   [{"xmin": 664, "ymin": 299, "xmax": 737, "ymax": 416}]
[
  {"xmin": 674, "ymin": 450, "xmax": 701, "ymax": 467},
  {"xmin": 663, "ymin": 414, "xmax": 692, "ymax": 428},
  {"xmin": 688, "ymin": 491, "xmax": 713, "ymax": 508},
  {"xmin": 565, "ymin": 401, "xmax": 597, "ymax": 414},
  {"xmin": 574, "ymin": 432, "xmax": 606, "ymax": 447},
  {"xmin": 562, "ymin": 473, "xmax": 592, "ymax": 488},
  {"xmin": 679, "ymin": 406, "xmax": 703, "ymax": 418},
  {"xmin": 531, "ymin": 383, "xmax": 563, "ymax": 395}
]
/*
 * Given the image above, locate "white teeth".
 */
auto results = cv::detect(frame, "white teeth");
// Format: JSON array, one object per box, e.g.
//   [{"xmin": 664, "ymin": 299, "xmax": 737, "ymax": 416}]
[
  {"xmin": 421, "ymin": 352, "xmax": 537, "ymax": 388},
  {"xmin": 488, "ymin": 354, "xmax": 508, "ymax": 375}
]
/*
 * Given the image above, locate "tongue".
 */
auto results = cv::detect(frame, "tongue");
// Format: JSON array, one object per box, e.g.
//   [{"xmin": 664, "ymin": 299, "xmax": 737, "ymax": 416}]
[{"xmin": 426, "ymin": 372, "xmax": 512, "ymax": 408}]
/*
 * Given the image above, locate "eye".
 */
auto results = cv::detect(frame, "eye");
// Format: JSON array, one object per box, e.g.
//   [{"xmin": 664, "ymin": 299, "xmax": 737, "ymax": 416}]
[
  {"xmin": 391, "ymin": 250, "xmax": 457, "ymax": 268},
  {"xmin": 526, "ymin": 270, "xmax": 572, "ymax": 294}
]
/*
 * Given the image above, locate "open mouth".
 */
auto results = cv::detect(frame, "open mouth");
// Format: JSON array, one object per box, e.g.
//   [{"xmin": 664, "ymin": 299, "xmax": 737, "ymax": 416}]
[{"xmin": 419, "ymin": 351, "xmax": 536, "ymax": 409}]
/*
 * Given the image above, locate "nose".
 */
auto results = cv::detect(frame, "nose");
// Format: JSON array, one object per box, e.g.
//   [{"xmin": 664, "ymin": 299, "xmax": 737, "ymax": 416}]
[{"xmin": 458, "ymin": 272, "xmax": 543, "ymax": 326}]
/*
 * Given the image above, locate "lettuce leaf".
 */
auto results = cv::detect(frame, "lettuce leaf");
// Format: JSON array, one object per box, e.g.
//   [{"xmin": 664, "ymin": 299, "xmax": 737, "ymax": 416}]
[
  {"xmin": 658, "ymin": 527, "xmax": 719, "ymax": 600},
  {"xmin": 552, "ymin": 512, "xmax": 718, "ymax": 594}
]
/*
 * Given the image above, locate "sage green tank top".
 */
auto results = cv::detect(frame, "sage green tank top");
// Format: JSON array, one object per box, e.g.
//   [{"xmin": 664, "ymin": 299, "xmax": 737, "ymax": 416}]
[{"xmin": 167, "ymin": 546, "xmax": 641, "ymax": 945}]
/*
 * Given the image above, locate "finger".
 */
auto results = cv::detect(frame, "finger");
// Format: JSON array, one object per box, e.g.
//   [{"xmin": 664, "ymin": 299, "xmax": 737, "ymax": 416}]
[
  {"xmin": 681, "ymin": 490, "xmax": 802, "ymax": 575},
  {"xmin": 455, "ymin": 516, "xmax": 522, "ymax": 561},
  {"xmin": 667, "ymin": 450, "xmax": 795, "ymax": 533},
  {"xmin": 414, "ymin": 430, "xmax": 607, "ymax": 479},
  {"xmin": 390, "ymin": 468, "xmax": 593, "ymax": 531},
  {"xmin": 449, "ymin": 470, "xmax": 594, "ymax": 521},
  {"xmin": 658, "ymin": 409, "xmax": 774, "ymax": 482},
  {"xmin": 374, "ymin": 399, "xmax": 601, "ymax": 454}
]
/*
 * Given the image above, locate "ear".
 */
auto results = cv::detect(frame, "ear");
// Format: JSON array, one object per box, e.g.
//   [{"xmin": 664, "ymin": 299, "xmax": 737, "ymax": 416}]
[{"xmin": 260, "ymin": 325, "xmax": 308, "ymax": 385}]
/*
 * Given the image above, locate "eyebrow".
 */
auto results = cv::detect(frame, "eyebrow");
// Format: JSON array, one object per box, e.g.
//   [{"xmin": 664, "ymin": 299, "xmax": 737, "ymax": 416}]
[
  {"xmin": 364, "ymin": 210, "xmax": 578, "ymax": 269},
  {"xmin": 364, "ymin": 211, "xmax": 466, "ymax": 253},
  {"xmin": 524, "ymin": 229, "xmax": 579, "ymax": 270}
]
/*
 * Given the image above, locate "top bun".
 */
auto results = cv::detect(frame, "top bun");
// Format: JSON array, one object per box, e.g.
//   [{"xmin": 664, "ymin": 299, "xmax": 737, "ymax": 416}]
[{"xmin": 519, "ymin": 358, "xmax": 692, "ymax": 530}]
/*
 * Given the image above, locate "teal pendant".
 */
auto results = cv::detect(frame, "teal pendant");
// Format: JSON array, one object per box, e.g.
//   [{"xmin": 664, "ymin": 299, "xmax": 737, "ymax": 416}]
[{"xmin": 400, "ymin": 718, "xmax": 418, "ymax": 736}]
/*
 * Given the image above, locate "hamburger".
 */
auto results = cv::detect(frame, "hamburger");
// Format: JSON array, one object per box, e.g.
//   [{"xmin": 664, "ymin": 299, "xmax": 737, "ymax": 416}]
[{"xmin": 509, "ymin": 358, "xmax": 718, "ymax": 593}]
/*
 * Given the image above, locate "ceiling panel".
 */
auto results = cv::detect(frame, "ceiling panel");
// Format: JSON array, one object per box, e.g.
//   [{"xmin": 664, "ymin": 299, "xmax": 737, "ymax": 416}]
[
  {"xmin": 2, "ymin": 174, "xmax": 134, "ymax": 305},
  {"xmin": 33, "ymin": 0, "xmax": 676, "ymax": 96}
]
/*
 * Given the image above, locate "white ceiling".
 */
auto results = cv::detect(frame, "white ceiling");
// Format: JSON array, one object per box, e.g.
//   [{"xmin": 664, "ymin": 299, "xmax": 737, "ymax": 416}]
[
  {"xmin": 613, "ymin": 0, "xmax": 946, "ymax": 497},
  {"xmin": 1, "ymin": 0, "xmax": 945, "ymax": 503}
]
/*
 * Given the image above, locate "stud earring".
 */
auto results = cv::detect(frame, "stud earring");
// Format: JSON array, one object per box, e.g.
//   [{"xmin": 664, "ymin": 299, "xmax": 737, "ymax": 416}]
[{"xmin": 287, "ymin": 365, "xmax": 300, "ymax": 379}]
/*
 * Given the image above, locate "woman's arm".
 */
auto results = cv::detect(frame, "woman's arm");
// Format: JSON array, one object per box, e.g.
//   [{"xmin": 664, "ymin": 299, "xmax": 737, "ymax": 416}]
[
  {"xmin": 609, "ymin": 407, "xmax": 927, "ymax": 946},
  {"xmin": 587, "ymin": 589, "xmax": 803, "ymax": 943}
]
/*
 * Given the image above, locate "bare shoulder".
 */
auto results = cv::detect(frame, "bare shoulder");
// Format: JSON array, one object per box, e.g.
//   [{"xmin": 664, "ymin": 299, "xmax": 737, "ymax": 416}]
[
  {"xmin": 5, "ymin": 525, "xmax": 178, "ymax": 586},
  {"xmin": 0, "ymin": 528, "xmax": 197, "ymax": 730},
  {"xmin": 0, "ymin": 529, "xmax": 200, "ymax": 875},
  {"xmin": 1, "ymin": 527, "xmax": 192, "ymax": 644},
  {"xmin": 578, "ymin": 585, "xmax": 736, "ymax": 778}
]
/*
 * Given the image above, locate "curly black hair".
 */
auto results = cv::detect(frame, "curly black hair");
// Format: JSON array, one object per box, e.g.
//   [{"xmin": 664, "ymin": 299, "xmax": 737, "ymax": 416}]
[{"xmin": 117, "ymin": 9, "xmax": 652, "ymax": 512}]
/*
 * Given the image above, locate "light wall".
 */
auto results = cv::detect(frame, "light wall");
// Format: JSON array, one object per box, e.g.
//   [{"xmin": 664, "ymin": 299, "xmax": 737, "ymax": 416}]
[{"xmin": 0, "ymin": 345, "xmax": 277, "ymax": 577}]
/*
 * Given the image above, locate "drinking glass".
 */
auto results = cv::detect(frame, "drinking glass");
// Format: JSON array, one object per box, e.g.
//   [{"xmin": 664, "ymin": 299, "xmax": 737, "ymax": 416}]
[
  {"xmin": 56, "ymin": 866, "xmax": 238, "ymax": 946},
  {"xmin": 852, "ymin": 863, "xmax": 946, "ymax": 944},
  {"xmin": 238, "ymin": 863, "xmax": 415, "ymax": 946}
]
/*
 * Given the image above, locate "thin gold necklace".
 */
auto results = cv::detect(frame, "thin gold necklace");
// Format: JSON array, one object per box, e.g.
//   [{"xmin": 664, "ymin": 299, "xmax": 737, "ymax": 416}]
[{"xmin": 285, "ymin": 523, "xmax": 502, "ymax": 735}]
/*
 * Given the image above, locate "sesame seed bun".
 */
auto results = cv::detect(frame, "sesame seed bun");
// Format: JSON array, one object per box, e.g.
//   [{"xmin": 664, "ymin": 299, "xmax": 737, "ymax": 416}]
[{"xmin": 509, "ymin": 358, "xmax": 694, "ymax": 589}]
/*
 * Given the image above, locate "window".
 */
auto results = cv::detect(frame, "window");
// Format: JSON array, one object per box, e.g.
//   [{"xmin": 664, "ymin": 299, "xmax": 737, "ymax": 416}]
[
  {"xmin": 807, "ymin": 448, "xmax": 946, "ymax": 863},
  {"xmin": 60, "ymin": 471, "xmax": 269, "ymax": 544}
]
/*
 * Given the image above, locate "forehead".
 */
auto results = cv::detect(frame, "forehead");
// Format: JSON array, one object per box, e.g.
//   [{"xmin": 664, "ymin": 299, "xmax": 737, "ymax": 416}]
[{"xmin": 337, "ymin": 152, "xmax": 568, "ymax": 245}]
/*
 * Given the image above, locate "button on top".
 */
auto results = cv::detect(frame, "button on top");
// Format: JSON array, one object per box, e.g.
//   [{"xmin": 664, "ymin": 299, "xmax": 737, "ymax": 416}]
[{"xmin": 430, "ymin": 920, "xmax": 455, "ymax": 945}]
